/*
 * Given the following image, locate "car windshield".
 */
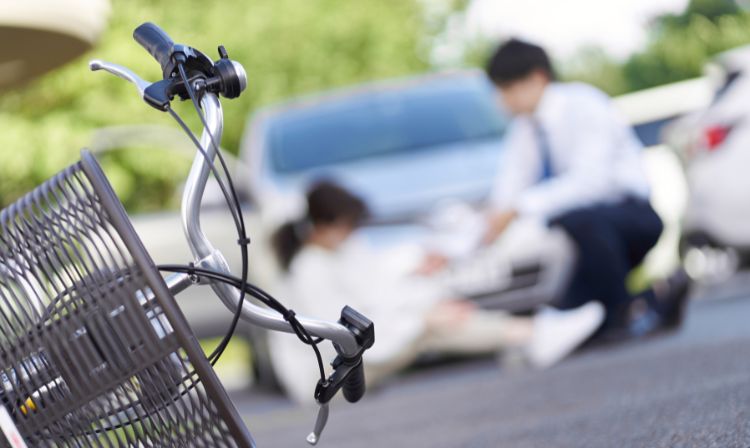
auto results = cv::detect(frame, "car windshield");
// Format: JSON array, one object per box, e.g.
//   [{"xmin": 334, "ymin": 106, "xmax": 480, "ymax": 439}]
[{"xmin": 267, "ymin": 76, "xmax": 507, "ymax": 173}]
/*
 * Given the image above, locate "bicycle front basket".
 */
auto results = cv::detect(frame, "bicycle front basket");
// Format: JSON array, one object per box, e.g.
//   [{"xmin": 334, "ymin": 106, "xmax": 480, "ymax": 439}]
[{"xmin": 0, "ymin": 151, "xmax": 254, "ymax": 447}]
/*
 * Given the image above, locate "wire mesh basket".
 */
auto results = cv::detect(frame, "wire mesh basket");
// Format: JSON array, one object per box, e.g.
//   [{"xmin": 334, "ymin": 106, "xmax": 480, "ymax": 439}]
[{"xmin": 0, "ymin": 151, "xmax": 253, "ymax": 447}]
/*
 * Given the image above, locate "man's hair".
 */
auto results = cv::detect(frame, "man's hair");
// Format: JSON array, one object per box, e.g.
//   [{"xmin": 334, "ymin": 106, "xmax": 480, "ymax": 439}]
[{"xmin": 485, "ymin": 38, "xmax": 555, "ymax": 85}]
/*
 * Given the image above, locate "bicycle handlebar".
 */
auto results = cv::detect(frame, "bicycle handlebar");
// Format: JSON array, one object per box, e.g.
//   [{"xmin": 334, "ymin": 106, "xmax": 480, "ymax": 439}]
[
  {"xmin": 133, "ymin": 22, "xmax": 175, "ymax": 77},
  {"xmin": 342, "ymin": 361, "xmax": 366, "ymax": 402}
]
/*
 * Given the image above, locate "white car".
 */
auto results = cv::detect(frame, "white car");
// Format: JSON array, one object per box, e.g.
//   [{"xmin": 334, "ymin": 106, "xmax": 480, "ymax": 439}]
[{"xmin": 662, "ymin": 45, "xmax": 750, "ymax": 280}]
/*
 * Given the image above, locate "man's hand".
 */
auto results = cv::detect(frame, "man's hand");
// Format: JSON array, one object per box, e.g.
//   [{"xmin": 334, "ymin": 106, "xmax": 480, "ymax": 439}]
[{"xmin": 482, "ymin": 209, "xmax": 518, "ymax": 245}]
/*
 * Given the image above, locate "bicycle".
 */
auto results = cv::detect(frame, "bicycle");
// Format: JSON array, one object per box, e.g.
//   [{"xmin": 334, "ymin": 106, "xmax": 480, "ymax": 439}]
[{"xmin": 0, "ymin": 22, "xmax": 373, "ymax": 447}]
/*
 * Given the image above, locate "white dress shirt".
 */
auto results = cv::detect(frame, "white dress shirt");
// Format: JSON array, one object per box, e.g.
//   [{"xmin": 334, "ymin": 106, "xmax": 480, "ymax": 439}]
[{"xmin": 490, "ymin": 82, "xmax": 651, "ymax": 220}]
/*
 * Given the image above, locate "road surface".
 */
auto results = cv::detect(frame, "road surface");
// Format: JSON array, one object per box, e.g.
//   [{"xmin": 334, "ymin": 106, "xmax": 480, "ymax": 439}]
[{"xmin": 231, "ymin": 282, "xmax": 750, "ymax": 447}]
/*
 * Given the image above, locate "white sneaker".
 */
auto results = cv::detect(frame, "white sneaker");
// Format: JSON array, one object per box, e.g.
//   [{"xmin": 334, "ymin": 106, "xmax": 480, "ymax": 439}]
[{"xmin": 526, "ymin": 301, "xmax": 604, "ymax": 369}]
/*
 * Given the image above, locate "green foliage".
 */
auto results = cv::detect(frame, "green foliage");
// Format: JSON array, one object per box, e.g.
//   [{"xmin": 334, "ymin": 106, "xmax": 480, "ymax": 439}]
[
  {"xmin": 624, "ymin": 12, "xmax": 750, "ymax": 91},
  {"xmin": 457, "ymin": 38, "xmax": 494, "ymax": 72},
  {"xmin": 0, "ymin": 0, "xmax": 431, "ymax": 211},
  {"xmin": 563, "ymin": 8, "xmax": 750, "ymax": 95},
  {"xmin": 560, "ymin": 46, "xmax": 630, "ymax": 96},
  {"xmin": 657, "ymin": 0, "xmax": 740, "ymax": 28}
]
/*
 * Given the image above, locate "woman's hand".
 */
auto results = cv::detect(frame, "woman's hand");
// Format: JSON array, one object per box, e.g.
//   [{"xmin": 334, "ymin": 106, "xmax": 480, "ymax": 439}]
[{"xmin": 413, "ymin": 252, "xmax": 449, "ymax": 276}]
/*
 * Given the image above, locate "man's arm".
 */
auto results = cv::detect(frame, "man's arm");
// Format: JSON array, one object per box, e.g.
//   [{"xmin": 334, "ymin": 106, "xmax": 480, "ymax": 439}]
[
  {"xmin": 483, "ymin": 118, "xmax": 539, "ymax": 243},
  {"xmin": 488, "ymin": 118, "xmax": 539, "ymax": 210}
]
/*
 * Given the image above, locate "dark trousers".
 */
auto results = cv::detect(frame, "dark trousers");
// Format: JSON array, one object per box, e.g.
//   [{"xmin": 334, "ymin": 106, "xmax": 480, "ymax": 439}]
[{"xmin": 549, "ymin": 197, "xmax": 664, "ymax": 330}]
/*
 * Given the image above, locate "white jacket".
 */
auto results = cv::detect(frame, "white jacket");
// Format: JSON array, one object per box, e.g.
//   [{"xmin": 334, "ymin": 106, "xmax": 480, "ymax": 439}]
[{"xmin": 268, "ymin": 238, "xmax": 445, "ymax": 403}]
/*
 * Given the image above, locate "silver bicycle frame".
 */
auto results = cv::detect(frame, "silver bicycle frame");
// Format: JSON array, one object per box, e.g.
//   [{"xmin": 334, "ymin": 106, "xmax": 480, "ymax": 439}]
[{"xmin": 89, "ymin": 60, "xmax": 359, "ymax": 356}]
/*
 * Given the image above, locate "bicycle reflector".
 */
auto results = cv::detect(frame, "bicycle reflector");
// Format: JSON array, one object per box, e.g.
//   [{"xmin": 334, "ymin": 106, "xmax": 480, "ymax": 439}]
[{"xmin": 0, "ymin": 151, "xmax": 253, "ymax": 447}]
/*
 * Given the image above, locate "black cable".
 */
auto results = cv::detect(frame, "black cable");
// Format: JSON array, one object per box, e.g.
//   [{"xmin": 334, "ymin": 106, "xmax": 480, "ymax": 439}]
[
  {"xmin": 157, "ymin": 264, "xmax": 327, "ymax": 381},
  {"xmin": 167, "ymin": 64, "xmax": 250, "ymax": 366},
  {"xmin": 65, "ymin": 263, "xmax": 328, "ymax": 437},
  {"xmin": 23, "ymin": 244, "xmax": 325, "ymax": 434},
  {"xmin": 166, "ymin": 107, "xmax": 245, "ymax": 366},
  {"xmin": 166, "ymin": 108, "xmax": 242, "ymax": 232},
  {"xmin": 177, "ymin": 63, "xmax": 248, "ymax": 365}
]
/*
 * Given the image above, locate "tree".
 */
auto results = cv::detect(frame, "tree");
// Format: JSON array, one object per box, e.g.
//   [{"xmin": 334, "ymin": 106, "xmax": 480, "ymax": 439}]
[{"xmin": 561, "ymin": 46, "xmax": 629, "ymax": 96}]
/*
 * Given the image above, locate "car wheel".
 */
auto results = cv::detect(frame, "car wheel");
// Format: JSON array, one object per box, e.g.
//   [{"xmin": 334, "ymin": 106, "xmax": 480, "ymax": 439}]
[{"xmin": 680, "ymin": 232, "xmax": 740, "ymax": 283}]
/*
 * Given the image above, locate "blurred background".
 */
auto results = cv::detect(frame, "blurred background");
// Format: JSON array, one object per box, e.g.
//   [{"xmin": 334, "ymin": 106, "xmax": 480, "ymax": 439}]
[
  {"xmin": 3, "ymin": 0, "xmax": 749, "ymax": 212},
  {"xmin": 3, "ymin": 0, "xmax": 750, "ymax": 446}
]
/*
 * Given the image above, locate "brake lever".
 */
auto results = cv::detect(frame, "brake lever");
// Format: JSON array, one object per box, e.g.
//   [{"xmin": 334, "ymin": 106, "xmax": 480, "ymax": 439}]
[
  {"xmin": 304, "ymin": 306, "xmax": 374, "ymax": 444},
  {"xmin": 89, "ymin": 60, "xmax": 151, "ymax": 98},
  {"xmin": 306, "ymin": 403, "xmax": 329, "ymax": 445},
  {"xmin": 90, "ymin": 59, "xmax": 176, "ymax": 111}
]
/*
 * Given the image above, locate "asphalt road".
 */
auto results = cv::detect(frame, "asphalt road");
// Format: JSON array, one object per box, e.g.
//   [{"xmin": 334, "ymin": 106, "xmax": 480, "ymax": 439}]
[{"xmin": 231, "ymin": 285, "xmax": 750, "ymax": 447}]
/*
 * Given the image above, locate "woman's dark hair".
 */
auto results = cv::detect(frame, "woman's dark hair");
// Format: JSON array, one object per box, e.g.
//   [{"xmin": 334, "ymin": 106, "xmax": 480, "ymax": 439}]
[
  {"xmin": 272, "ymin": 180, "xmax": 368, "ymax": 270},
  {"xmin": 485, "ymin": 38, "xmax": 555, "ymax": 86}
]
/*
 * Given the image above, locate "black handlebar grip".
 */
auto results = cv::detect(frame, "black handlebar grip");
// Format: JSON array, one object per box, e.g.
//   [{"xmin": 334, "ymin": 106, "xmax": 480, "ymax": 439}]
[
  {"xmin": 133, "ymin": 22, "xmax": 175, "ymax": 75},
  {"xmin": 342, "ymin": 360, "xmax": 366, "ymax": 403}
]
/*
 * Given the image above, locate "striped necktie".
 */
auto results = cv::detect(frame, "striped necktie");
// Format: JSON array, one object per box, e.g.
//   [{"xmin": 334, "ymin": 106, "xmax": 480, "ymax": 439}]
[{"xmin": 532, "ymin": 119, "xmax": 553, "ymax": 182}]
